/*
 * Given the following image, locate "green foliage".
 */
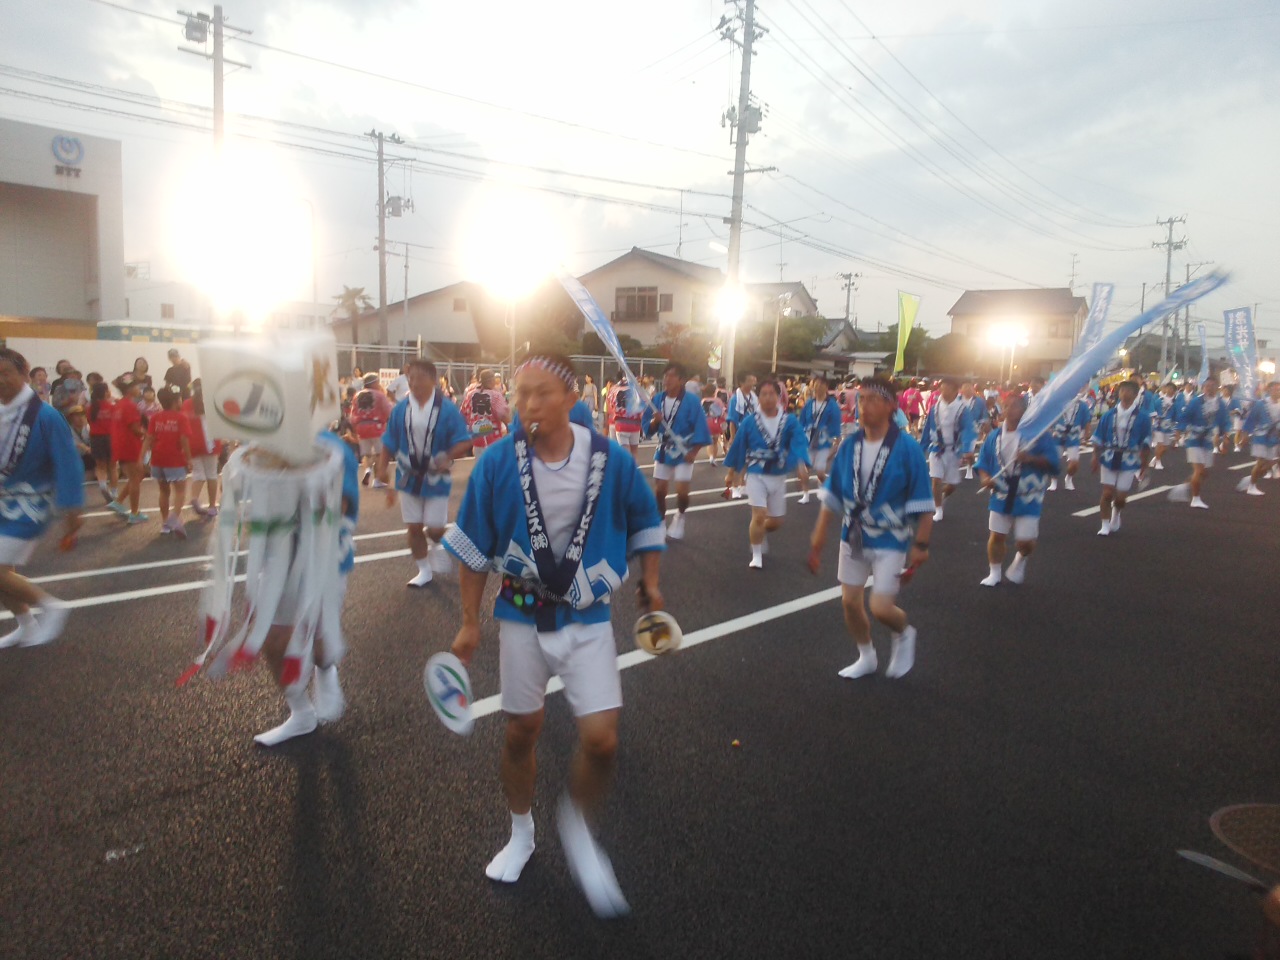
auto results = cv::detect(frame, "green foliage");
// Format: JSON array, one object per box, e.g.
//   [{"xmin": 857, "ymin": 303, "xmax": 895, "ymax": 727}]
[{"xmin": 332, "ymin": 285, "xmax": 373, "ymax": 344}]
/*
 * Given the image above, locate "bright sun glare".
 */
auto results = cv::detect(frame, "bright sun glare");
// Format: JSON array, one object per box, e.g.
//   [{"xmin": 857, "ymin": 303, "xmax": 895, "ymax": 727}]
[
  {"xmin": 168, "ymin": 144, "xmax": 311, "ymax": 326},
  {"xmin": 458, "ymin": 186, "xmax": 569, "ymax": 300}
]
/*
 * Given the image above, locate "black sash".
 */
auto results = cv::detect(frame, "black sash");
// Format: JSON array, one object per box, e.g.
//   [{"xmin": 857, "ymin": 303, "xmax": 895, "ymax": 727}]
[
  {"xmin": 997, "ymin": 429, "xmax": 1022, "ymax": 515},
  {"xmin": 513, "ymin": 426, "xmax": 610, "ymax": 631},
  {"xmin": 0, "ymin": 394, "xmax": 42, "ymax": 482},
  {"xmin": 847, "ymin": 423, "xmax": 898, "ymax": 547},
  {"xmin": 807, "ymin": 399, "xmax": 828, "ymax": 445}
]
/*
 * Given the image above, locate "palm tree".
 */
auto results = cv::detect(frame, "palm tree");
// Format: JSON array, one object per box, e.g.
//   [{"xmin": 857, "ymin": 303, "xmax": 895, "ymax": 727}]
[{"xmin": 332, "ymin": 285, "xmax": 373, "ymax": 349}]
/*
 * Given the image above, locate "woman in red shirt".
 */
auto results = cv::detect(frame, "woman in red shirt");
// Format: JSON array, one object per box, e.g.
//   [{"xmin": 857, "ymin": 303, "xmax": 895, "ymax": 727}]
[
  {"xmin": 141, "ymin": 388, "xmax": 193, "ymax": 538},
  {"xmin": 87, "ymin": 381, "xmax": 118, "ymax": 503},
  {"xmin": 182, "ymin": 380, "xmax": 222, "ymax": 518},
  {"xmin": 108, "ymin": 377, "xmax": 148, "ymax": 524}
]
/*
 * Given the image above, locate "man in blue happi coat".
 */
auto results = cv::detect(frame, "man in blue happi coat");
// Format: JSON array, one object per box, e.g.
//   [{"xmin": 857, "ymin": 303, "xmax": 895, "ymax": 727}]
[
  {"xmin": 1091, "ymin": 380, "xmax": 1152, "ymax": 536},
  {"xmin": 642, "ymin": 361, "xmax": 710, "ymax": 541}
]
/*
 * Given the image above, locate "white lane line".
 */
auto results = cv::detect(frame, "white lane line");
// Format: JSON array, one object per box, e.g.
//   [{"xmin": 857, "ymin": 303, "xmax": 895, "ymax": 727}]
[
  {"xmin": 469, "ymin": 585, "xmax": 844, "ymax": 720},
  {"xmin": 1073, "ymin": 486, "xmax": 1174, "ymax": 517},
  {"xmin": 12, "ymin": 491, "xmax": 803, "ymax": 618}
]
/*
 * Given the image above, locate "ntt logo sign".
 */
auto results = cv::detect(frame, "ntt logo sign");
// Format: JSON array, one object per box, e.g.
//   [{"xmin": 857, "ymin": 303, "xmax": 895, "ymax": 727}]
[
  {"xmin": 213, "ymin": 371, "xmax": 285, "ymax": 434},
  {"xmin": 51, "ymin": 136, "xmax": 85, "ymax": 178}
]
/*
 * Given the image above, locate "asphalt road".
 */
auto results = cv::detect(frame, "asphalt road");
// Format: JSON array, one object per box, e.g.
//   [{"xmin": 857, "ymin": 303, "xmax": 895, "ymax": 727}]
[{"xmin": 1, "ymin": 441, "xmax": 1277, "ymax": 959}]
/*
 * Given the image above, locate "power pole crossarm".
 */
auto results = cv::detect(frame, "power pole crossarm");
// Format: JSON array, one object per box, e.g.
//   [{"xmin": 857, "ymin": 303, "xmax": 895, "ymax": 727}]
[{"xmin": 1154, "ymin": 215, "xmax": 1187, "ymax": 379}]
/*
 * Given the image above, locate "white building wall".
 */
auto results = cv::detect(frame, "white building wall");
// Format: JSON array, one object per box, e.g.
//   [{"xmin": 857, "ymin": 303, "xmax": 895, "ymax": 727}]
[
  {"xmin": 578, "ymin": 262, "xmax": 719, "ymax": 345},
  {"xmin": 0, "ymin": 118, "xmax": 125, "ymax": 321}
]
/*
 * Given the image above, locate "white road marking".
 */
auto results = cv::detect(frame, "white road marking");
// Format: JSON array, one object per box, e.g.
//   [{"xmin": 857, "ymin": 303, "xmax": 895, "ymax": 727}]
[
  {"xmin": 469, "ymin": 585, "xmax": 845, "ymax": 720},
  {"xmin": 1072, "ymin": 486, "xmax": 1174, "ymax": 517}
]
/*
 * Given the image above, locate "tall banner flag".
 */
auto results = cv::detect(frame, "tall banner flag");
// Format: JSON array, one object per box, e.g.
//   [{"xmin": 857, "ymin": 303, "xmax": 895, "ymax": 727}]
[
  {"xmin": 558, "ymin": 270, "xmax": 653, "ymax": 417},
  {"xmin": 1224, "ymin": 306, "xmax": 1259, "ymax": 400},
  {"xmin": 895, "ymin": 292, "xmax": 920, "ymax": 374},
  {"xmin": 1015, "ymin": 271, "xmax": 1230, "ymax": 451},
  {"xmin": 1073, "ymin": 283, "xmax": 1114, "ymax": 359},
  {"xmin": 1197, "ymin": 323, "xmax": 1209, "ymax": 384}
]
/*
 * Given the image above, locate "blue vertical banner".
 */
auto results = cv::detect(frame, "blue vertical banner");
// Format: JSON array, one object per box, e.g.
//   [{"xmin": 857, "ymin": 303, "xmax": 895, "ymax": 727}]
[
  {"xmin": 1224, "ymin": 306, "xmax": 1259, "ymax": 400},
  {"xmin": 558, "ymin": 270, "xmax": 650, "ymax": 414},
  {"xmin": 1073, "ymin": 282, "xmax": 1113, "ymax": 358},
  {"xmin": 1196, "ymin": 323, "xmax": 1209, "ymax": 384}
]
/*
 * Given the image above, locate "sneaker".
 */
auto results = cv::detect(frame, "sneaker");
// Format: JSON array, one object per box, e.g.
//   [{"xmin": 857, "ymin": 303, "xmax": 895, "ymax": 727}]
[
  {"xmin": 361, "ymin": 468, "xmax": 371, "ymax": 487},
  {"xmin": 204, "ymin": 506, "xmax": 219, "ymax": 518},
  {"xmin": 172, "ymin": 516, "xmax": 187, "ymax": 540},
  {"xmin": 127, "ymin": 512, "xmax": 149, "ymax": 525},
  {"xmin": 107, "ymin": 500, "xmax": 129, "ymax": 517}
]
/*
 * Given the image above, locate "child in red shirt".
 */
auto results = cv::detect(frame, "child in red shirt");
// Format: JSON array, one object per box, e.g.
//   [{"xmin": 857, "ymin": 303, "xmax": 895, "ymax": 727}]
[
  {"xmin": 88, "ymin": 381, "xmax": 118, "ymax": 503},
  {"xmin": 108, "ymin": 376, "xmax": 148, "ymax": 524},
  {"xmin": 182, "ymin": 380, "xmax": 222, "ymax": 518},
  {"xmin": 141, "ymin": 388, "xmax": 193, "ymax": 538}
]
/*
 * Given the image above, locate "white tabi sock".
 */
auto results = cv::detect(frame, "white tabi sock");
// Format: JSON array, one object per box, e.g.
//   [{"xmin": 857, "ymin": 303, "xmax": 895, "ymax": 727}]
[
  {"xmin": 1097, "ymin": 519, "xmax": 1111, "ymax": 536},
  {"xmin": 980, "ymin": 563, "xmax": 1002, "ymax": 587},
  {"xmin": 254, "ymin": 688, "xmax": 317, "ymax": 746},
  {"xmin": 838, "ymin": 643, "xmax": 877, "ymax": 679},
  {"xmin": 1109, "ymin": 510, "xmax": 1122, "ymax": 532},
  {"xmin": 1047, "ymin": 478, "xmax": 1057, "ymax": 491},
  {"xmin": 749, "ymin": 543, "xmax": 763, "ymax": 569},
  {"xmin": 1006, "ymin": 552, "xmax": 1027, "ymax": 584},
  {"xmin": 1190, "ymin": 496, "xmax": 1209, "ymax": 509},
  {"xmin": 407, "ymin": 557, "xmax": 433, "ymax": 587},
  {"xmin": 486, "ymin": 810, "xmax": 536, "ymax": 883},
  {"xmin": 313, "ymin": 665, "xmax": 345, "ymax": 723},
  {"xmin": 23, "ymin": 599, "xmax": 69, "ymax": 647},
  {"xmin": 557, "ymin": 794, "xmax": 629, "ymax": 918},
  {"xmin": 885, "ymin": 625, "xmax": 916, "ymax": 679},
  {"xmin": 933, "ymin": 505, "xmax": 944, "ymax": 521},
  {"xmin": 1064, "ymin": 475, "xmax": 1075, "ymax": 490},
  {"xmin": 0, "ymin": 611, "xmax": 36, "ymax": 648}
]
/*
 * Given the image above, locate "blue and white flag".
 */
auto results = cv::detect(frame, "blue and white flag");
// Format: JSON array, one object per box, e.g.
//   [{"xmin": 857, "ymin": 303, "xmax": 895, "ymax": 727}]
[
  {"xmin": 1018, "ymin": 270, "xmax": 1230, "ymax": 447},
  {"xmin": 1074, "ymin": 283, "xmax": 1113, "ymax": 358},
  {"xmin": 1197, "ymin": 323, "xmax": 1209, "ymax": 384},
  {"xmin": 1224, "ymin": 306, "xmax": 1259, "ymax": 400},
  {"xmin": 558, "ymin": 271, "xmax": 652, "ymax": 416}
]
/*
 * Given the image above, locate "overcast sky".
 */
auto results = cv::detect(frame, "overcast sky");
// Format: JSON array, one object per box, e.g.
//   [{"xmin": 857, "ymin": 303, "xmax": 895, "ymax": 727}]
[{"xmin": 3, "ymin": 0, "xmax": 1278, "ymax": 345}]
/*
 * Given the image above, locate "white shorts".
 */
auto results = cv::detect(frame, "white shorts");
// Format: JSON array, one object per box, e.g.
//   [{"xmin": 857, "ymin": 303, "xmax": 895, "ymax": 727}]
[
  {"xmin": 613, "ymin": 429, "xmax": 639, "ymax": 448},
  {"xmin": 358, "ymin": 437, "xmax": 382, "ymax": 458},
  {"xmin": 400, "ymin": 491, "xmax": 449, "ymax": 529},
  {"xmin": 1099, "ymin": 467, "xmax": 1137, "ymax": 492},
  {"xmin": 1064, "ymin": 446, "xmax": 1081, "ymax": 464},
  {"xmin": 191, "ymin": 454, "xmax": 220, "ymax": 481},
  {"xmin": 1152, "ymin": 430, "xmax": 1173, "ymax": 445},
  {"xmin": 1187, "ymin": 447, "xmax": 1215, "ymax": 468},
  {"xmin": 988, "ymin": 511, "xmax": 1039, "ymax": 542},
  {"xmin": 0, "ymin": 535, "xmax": 38, "ymax": 567},
  {"xmin": 652, "ymin": 460, "xmax": 694, "ymax": 483},
  {"xmin": 809, "ymin": 446, "xmax": 832, "ymax": 475},
  {"xmin": 1251, "ymin": 443, "xmax": 1278, "ymax": 461},
  {"xmin": 746, "ymin": 473, "xmax": 788, "ymax": 517},
  {"xmin": 499, "ymin": 619, "xmax": 621, "ymax": 717},
  {"xmin": 837, "ymin": 540, "xmax": 906, "ymax": 597},
  {"xmin": 928, "ymin": 451, "xmax": 960, "ymax": 485}
]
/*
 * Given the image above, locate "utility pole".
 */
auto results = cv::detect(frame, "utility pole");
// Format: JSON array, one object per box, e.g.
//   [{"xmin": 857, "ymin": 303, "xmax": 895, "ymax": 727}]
[
  {"xmin": 368, "ymin": 129, "xmax": 403, "ymax": 364},
  {"xmin": 178, "ymin": 6, "xmax": 251, "ymax": 156},
  {"xmin": 1068, "ymin": 253, "xmax": 1079, "ymax": 292},
  {"xmin": 838, "ymin": 271, "xmax": 860, "ymax": 331},
  {"xmin": 720, "ymin": 0, "xmax": 764, "ymax": 391},
  {"xmin": 676, "ymin": 190, "xmax": 684, "ymax": 259},
  {"xmin": 1153, "ymin": 215, "xmax": 1186, "ymax": 379}
]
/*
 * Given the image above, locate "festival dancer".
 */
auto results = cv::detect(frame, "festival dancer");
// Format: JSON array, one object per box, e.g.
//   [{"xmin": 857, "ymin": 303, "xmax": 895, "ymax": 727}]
[
  {"xmin": 1219, "ymin": 384, "xmax": 1244, "ymax": 454},
  {"xmin": 919, "ymin": 377, "xmax": 976, "ymax": 521},
  {"xmin": 377, "ymin": 359, "xmax": 472, "ymax": 587},
  {"xmin": 606, "ymin": 373, "xmax": 643, "ymax": 456},
  {"xmin": 461, "ymin": 368, "xmax": 511, "ymax": 457},
  {"xmin": 1240, "ymin": 381, "xmax": 1280, "ymax": 495},
  {"xmin": 838, "ymin": 379, "xmax": 860, "ymax": 438},
  {"xmin": 1091, "ymin": 380, "xmax": 1152, "ymax": 535},
  {"xmin": 976, "ymin": 393, "xmax": 1061, "ymax": 587},
  {"xmin": 798, "ymin": 374, "xmax": 842, "ymax": 504},
  {"xmin": 1046, "ymin": 389, "xmax": 1092, "ymax": 492},
  {"xmin": 723, "ymin": 378, "xmax": 811, "ymax": 569},
  {"xmin": 642, "ymin": 362, "xmax": 710, "ymax": 540},
  {"xmin": 1150, "ymin": 382, "xmax": 1180, "ymax": 471},
  {"xmin": 444, "ymin": 351, "xmax": 666, "ymax": 918},
  {"xmin": 1175, "ymin": 375, "xmax": 1231, "ymax": 509},
  {"xmin": 957, "ymin": 379, "xmax": 990, "ymax": 480},
  {"xmin": 0, "ymin": 349, "xmax": 83, "ymax": 648},
  {"xmin": 725, "ymin": 372, "xmax": 759, "ymax": 499},
  {"xmin": 808, "ymin": 376, "xmax": 932, "ymax": 680}
]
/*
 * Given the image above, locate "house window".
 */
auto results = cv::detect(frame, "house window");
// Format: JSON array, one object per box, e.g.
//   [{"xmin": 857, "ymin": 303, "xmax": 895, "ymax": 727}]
[
  {"xmin": 160, "ymin": 303, "xmax": 175, "ymax": 319},
  {"xmin": 453, "ymin": 298, "xmax": 467, "ymax": 312},
  {"xmin": 615, "ymin": 286, "xmax": 659, "ymax": 320},
  {"xmin": 659, "ymin": 293, "xmax": 673, "ymax": 313}
]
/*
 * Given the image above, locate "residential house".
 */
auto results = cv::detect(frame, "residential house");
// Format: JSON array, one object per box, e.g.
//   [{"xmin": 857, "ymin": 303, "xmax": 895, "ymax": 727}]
[{"xmin": 947, "ymin": 288, "xmax": 1089, "ymax": 379}]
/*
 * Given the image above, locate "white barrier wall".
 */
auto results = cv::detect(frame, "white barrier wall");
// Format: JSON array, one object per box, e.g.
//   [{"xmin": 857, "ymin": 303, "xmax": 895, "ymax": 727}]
[{"xmin": 2, "ymin": 337, "xmax": 200, "ymax": 384}]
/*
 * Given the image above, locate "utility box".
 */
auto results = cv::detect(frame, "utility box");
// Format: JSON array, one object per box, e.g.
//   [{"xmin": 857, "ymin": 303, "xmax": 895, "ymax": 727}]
[{"xmin": 197, "ymin": 331, "xmax": 341, "ymax": 464}]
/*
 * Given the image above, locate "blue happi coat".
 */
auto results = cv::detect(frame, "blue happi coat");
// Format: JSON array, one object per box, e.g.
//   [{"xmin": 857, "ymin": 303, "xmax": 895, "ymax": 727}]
[
  {"xmin": 960, "ymin": 395, "xmax": 989, "ymax": 435},
  {"xmin": 318, "ymin": 430, "xmax": 360, "ymax": 575},
  {"xmin": 1176, "ymin": 394, "xmax": 1231, "ymax": 450},
  {"xmin": 1242, "ymin": 397, "xmax": 1280, "ymax": 445},
  {"xmin": 443, "ymin": 426, "xmax": 665, "ymax": 629},
  {"xmin": 1155, "ymin": 393, "xmax": 1180, "ymax": 433},
  {"xmin": 921, "ymin": 396, "xmax": 979, "ymax": 456},
  {"xmin": 819, "ymin": 424, "xmax": 932, "ymax": 551},
  {"xmin": 1051, "ymin": 396, "xmax": 1093, "ymax": 446},
  {"xmin": 726, "ymin": 389, "xmax": 758, "ymax": 426},
  {"xmin": 0, "ymin": 392, "xmax": 85, "ymax": 541},
  {"xmin": 1092, "ymin": 403, "xmax": 1152, "ymax": 471},
  {"xmin": 381, "ymin": 391, "xmax": 471, "ymax": 498},
  {"xmin": 723, "ymin": 411, "xmax": 811, "ymax": 476},
  {"xmin": 799, "ymin": 395, "xmax": 843, "ymax": 450},
  {"xmin": 977, "ymin": 427, "xmax": 1061, "ymax": 518},
  {"xmin": 642, "ymin": 389, "xmax": 712, "ymax": 465}
]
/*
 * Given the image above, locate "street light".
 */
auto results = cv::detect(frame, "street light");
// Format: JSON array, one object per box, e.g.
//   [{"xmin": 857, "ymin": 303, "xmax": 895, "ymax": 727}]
[
  {"xmin": 1260, "ymin": 359, "xmax": 1276, "ymax": 377},
  {"xmin": 987, "ymin": 324, "xmax": 1028, "ymax": 383}
]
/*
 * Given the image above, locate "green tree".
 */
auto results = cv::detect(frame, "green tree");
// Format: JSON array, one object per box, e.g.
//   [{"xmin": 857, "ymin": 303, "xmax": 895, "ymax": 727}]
[
  {"xmin": 651, "ymin": 323, "xmax": 713, "ymax": 371},
  {"xmin": 581, "ymin": 330, "xmax": 650, "ymax": 360},
  {"xmin": 332, "ymin": 285, "xmax": 372, "ymax": 347}
]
